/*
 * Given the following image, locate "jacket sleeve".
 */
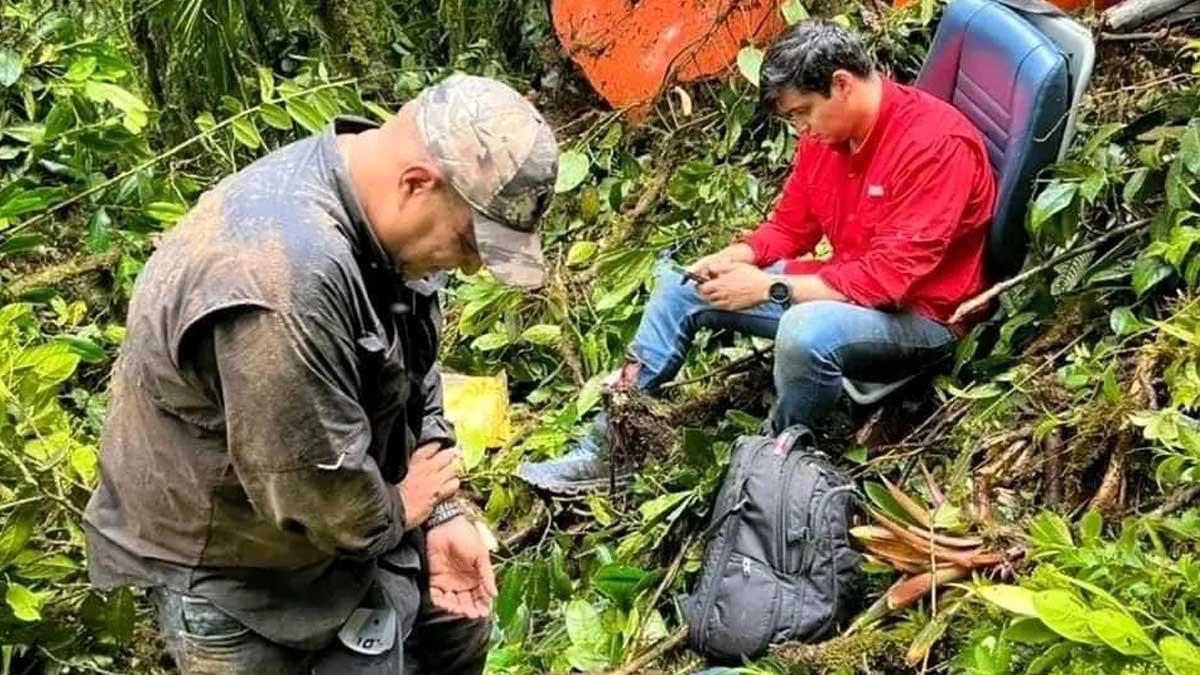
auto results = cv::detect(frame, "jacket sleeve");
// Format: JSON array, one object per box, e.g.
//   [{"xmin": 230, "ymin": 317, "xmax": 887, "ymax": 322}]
[
  {"xmin": 818, "ymin": 137, "xmax": 983, "ymax": 308},
  {"xmin": 417, "ymin": 364, "xmax": 456, "ymax": 449},
  {"xmin": 209, "ymin": 306, "xmax": 408, "ymax": 560},
  {"xmin": 741, "ymin": 145, "xmax": 824, "ymax": 266}
]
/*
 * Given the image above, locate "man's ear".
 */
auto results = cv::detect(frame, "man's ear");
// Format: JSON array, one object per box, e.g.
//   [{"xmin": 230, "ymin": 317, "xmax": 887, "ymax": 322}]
[
  {"xmin": 398, "ymin": 163, "xmax": 443, "ymax": 196},
  {"xmin": 830, "ymin": 70, "xmax": 855, "ymax": 100}
]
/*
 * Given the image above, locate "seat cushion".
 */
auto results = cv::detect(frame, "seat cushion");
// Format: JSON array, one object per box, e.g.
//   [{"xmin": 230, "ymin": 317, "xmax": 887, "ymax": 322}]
[{"xmin": 917, "ymin": 0, "xmax": 1071, "ymax": 279}]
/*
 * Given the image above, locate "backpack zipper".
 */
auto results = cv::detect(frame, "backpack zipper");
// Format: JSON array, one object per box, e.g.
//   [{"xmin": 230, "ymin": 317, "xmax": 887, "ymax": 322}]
[
  {"xmin": 693, "ymin": 440, "xmax": 768, "ymax": 651},
  {"xmin": 774, "ymin": 452, "xmax": 806, "ymax": 572}
]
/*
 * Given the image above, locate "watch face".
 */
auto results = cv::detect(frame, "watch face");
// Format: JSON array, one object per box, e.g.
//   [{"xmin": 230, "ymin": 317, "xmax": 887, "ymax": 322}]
[{"xmin": 770, "ymin": 281, "xmax": 790, "ymax": 304}]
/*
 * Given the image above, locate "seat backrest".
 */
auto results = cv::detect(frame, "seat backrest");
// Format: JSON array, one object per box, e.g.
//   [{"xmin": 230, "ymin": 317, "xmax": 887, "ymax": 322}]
[
  {"xmin": 996, "ymin": 0, "xmax": 1096, "ymax": 159},
  {"xmin": 917, "ymin": 0, "xmax": 1071, "ymax": 280}
]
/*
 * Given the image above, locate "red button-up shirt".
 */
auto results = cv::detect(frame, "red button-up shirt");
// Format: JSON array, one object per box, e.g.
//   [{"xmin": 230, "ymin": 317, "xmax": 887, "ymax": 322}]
[{"xmin": 744, "ymin": 80, "xmax": 997, "ymax": 330}]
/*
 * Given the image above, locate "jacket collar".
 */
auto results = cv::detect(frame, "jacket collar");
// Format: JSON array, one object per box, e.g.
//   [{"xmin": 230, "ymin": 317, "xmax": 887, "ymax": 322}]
[{"xmin": 321, "ymin": 116, "xmax": 445, "ymax": 297}]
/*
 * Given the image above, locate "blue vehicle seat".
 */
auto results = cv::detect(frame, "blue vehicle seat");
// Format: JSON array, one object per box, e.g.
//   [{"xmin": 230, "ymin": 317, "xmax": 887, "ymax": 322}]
[{"xmin": 841, "ymin": 0, "xmax": 1083, "ymax": 406}]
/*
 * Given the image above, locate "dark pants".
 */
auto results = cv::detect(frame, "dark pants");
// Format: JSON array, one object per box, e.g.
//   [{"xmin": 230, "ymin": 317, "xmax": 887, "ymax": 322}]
[{"xmin": 151, "ymin": 574, "xmax": 489, "ymax": 675}]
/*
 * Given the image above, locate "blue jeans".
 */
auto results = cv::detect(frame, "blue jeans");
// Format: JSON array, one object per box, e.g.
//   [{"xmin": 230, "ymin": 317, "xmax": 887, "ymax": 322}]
[{"xmin": 627, "ymin": 261, "xmax": 957, "ymax": 432}]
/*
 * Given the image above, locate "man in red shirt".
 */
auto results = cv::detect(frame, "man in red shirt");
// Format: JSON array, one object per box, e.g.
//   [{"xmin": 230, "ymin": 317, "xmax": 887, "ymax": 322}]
[{"xmin": 519, "ymin": 20, "xmax": 996, "ymax": 493}]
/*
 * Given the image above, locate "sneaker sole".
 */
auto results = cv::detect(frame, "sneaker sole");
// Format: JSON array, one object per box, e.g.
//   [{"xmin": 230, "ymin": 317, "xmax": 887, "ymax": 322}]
[{"xmin": 518, "ymin": 470, "xmax": 636, "ymax": 495}]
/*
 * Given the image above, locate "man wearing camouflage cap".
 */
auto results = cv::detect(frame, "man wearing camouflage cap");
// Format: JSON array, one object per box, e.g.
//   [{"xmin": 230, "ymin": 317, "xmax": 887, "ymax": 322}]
[{"xmin": 83, "ymin": 75, "xmax": 557, "ymax": 674}]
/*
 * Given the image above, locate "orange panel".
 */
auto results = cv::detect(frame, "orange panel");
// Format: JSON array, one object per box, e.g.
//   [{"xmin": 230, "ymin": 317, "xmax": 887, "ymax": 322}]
[{"xmin": 553, "ymin": 0, "xmax": 788, "ymax": 119}]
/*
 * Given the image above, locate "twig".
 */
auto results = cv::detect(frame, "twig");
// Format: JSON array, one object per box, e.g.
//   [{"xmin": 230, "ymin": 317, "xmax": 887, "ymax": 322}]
[
  {"xmin": 626, "ymin": 534, "xmax": 694, "ymax": 659},
  {"xmin": 3, "ymin": 248, "xmax": 124, "ymax": 298},
  {"xmin": 601, "ymin": 626, "xmax": 688, "ymax": 675},
  {"xmin": 950, "ymin": 218, "xmax": 1151, "ymax": 324},
  {"xmin": 660, "ymin": 345, "xmax": 771, "ymax": 392},
  {"xmin": 500, "ymin": 500, "xmax": 549, "ymax": 551},
  {"xmin": 1152, "ymin": 485, "xmax": 1200, "ymax": 517}
]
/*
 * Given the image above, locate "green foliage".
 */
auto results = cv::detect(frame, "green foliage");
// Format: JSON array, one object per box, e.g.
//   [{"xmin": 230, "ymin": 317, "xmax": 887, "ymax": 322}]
[
  {"xmin": 0, "ymin": 300, "xmax": 133, "ymax": 668},
  {"xmin": 974, "ymin": 509, "xmax": 1200, "ymax": 674}
]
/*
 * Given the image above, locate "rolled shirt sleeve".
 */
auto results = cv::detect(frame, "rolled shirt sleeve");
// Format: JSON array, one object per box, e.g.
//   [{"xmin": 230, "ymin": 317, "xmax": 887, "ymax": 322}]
[
  {"xmin": 742, "ymin": 149, "xmax": 824, "ymax": 267},
  {"xmin": 818, "ymin": 138, "xmax": 980, "ymax": 308},
  {"xmin": 210, "ymin": 307, "xmax": 408, "ymax": 560}
]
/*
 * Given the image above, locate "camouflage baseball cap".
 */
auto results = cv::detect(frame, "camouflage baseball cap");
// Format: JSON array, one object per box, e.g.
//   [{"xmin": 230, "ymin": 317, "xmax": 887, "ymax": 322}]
[{"xmin": 415, "ymin": 74, "xmax": 558, "ymax": 288}]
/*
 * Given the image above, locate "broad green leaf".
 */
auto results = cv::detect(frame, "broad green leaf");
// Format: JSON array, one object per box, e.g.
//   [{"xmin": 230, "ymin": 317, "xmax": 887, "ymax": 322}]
[
  {"xmin": 71, "ymin": 445, "xmax": 99, "ymax": 484},
  {"xmin": 842, "ymin": 445, "xmax": 867, "ymax": 464},
  {"xmin": 737, "ymin": 46, "xmax": 764, "ymax": 87},
  {"xmin": 0, "ymin": 233, "xmax": 46, "ymax": 257},
  {"xmin": 1110, "ymin": 306, "xmax": 1146, "ymax": 336},
  {"xmin": 781, "ymin": 0, "xmax": 809, "ymax": 24},
  {"xmin": 43, "ymin": 103, "xmax": 74, "ymax": 141},
  {"xmin": 88, "ymin": 207, "xmax": 112, "ymax": 252},
  {"xmin": 1032, "ymin": 590, "xmax": 1101, "ymax": 645},
  {"xmin": 1131, "ymin": 255, "xmax": 1174, "ymax": 296},
  {"xmin": 564, "ymin": 599, "xmax": 604, "ymax": 649},
  {"xmin": 287, "ymin": 99, "xmax": 326, "ymax": 134},
  {"xmin": 1161, "ymin": 635, "xmax": 1200, "ymax": 675},
  {"xmin": 1078, "ymin": 509, "xmax": 1103, "ymax": 544},
  {"xmin": 259, "ymin": 103, "xmax": 293, "ymax": 131},
  {"xmin": 1026, "ymin": 641, "xmax": 1072, "ymax": 674},
  {"xmin": 471, "ymin": 332, "xmax": 510, "ymax": 351},
  {"xmin": 1182, "ymin": 124, "xmax": 1200, "ymax": 175},
  {"xmin": 564, "ymin": 644, "xmax": 608, "ymax": 672},
  {"xmin": 863, "ymin": 481, "xmax": 918, "ymax": 526},
  {"xmin": 5, "ymin": 584, "xmax": 41, "ymax": 622},
  {"xmin": 363, "ymin": 100, "xmax": 392, "ymax": 123},
  {"xmin": 64, "ymin": 56, "xmax": 97, "ymax": 82},
  {"xmin": 638, "ymin": 491, "xmax": 691, "ymax": 525},
  {"xmin": 17, "ymin": 342, "xmax": 80, "ymax": 385},
  {"xmin": 977, "ymin": 584, "xmax": 1037, "ymax": 617},
  {"xmin": 1124, "ymin": 167, "xmax": 1149, "ymax": 203},
  {"xmin": 257, "ymin": 66, "xmax": 275, "ymax": 101},
  {"xmin": 1167, "ymin": 157, "xmax": 1191, "ymax": 210},
  {"xmin": 555, "ymin": 150, "xmax": 590, "ymax": 193},
  {"xmin": 1029, "ymin": 182, "xmax": 1077, "ymax": 232},
  {"xmin": 1028, "ymin": 511, "xmax": 1074, "ymax": 549},
  {"xmin": 0, "ymin": 509, "xmax": 38, "ymax": 569},
  {"xmin": 84, "ymin": 81, "xmax": 148, "ymax": 114},
  {"xmin": 521, "ymin": 324, "xmax": 562, "ymax": 346},
  {"xmin": 0, "ymin": 49, "xmax": 22, "ymax": 88},
  {"xmin": 1086, "ymin": 608, "xmax": 1155, "ymax": 656},
  {"xmin": 195, "ymin": 112, "xmax": 217, "ymax": 135},
  {"xmin": 14, "ymin": 553, "xmax": 79, "ymax": 582},
  {"xmin": 145, "ymin": 201, "xmax": 188, "ymax": 225},
  {"xmin": 105, "ymin": 587, "xmax": 136, "ymax": 642},
  {"xmin": 593, "ymin": 564, "xmax": 651, "ymax": 607},
  {"xmin": 231, "ymin": 117, "xmax": 263, "ymax": 150},
  {"xmin": 0, "ymin": 187, "xmax": 65, "ymax": 218},
  {"xmin": 1006, "ymin": 616, "xmax": 1059, "ymax": 644},
  {"xmin": 567, "ymin": 241, "xmax": 599, "ymax": 267},
  {"xmin": 64, "ymin": 337, "xmax": 106, "ymax": 363}
]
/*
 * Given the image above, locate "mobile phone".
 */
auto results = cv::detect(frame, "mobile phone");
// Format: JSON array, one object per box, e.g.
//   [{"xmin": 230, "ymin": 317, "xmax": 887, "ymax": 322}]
[{"xmin": 671, "ymin": 262, "xmax": 706, "ymax": 285}]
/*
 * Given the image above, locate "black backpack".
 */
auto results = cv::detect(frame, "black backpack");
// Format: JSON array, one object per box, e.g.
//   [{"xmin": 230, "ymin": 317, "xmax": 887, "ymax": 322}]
[{"xmin": 683, "ymin": 426, "xmax": 861, "ymax": 662}]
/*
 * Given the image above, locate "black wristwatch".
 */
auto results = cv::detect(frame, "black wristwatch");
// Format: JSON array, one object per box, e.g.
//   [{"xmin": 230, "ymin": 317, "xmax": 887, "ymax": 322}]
[{"xmin": 768, "ymin": 279, "xmax": 791, "ymax": 307}]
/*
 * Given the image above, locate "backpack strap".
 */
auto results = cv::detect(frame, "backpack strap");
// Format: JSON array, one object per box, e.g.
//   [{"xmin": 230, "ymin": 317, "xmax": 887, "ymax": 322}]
[{"xmin": 771, "ymin": 424, "xmax": 816, "ymax": 456}]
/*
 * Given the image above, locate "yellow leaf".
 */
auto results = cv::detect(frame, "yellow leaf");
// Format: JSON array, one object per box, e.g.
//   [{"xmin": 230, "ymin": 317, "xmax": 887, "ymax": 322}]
[{"xmin": 442, "ymin": 372, "xmax": 512, "ymax": 468}]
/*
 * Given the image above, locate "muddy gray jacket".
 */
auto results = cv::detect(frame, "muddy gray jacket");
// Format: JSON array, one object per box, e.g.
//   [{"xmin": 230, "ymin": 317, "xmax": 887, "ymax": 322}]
[{"xmin": 82, "ymin": 117, "xmax": 454, "ymax": 649}]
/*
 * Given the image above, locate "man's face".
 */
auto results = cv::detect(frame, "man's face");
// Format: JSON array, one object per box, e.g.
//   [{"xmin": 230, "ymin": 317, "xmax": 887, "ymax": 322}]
[
  {"xmin": 388, "ymin": 170, "xmax": 484, "ymax": 280},
  {"xmin": 774, "ymin": 72, "xmax": 857, "ymax": 145}
]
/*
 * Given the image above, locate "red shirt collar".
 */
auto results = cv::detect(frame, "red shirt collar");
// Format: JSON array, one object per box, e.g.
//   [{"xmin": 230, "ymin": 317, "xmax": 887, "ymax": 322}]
[{"xmin": 846, "ymin": 78, "xmax": 896, "ymax": 172}]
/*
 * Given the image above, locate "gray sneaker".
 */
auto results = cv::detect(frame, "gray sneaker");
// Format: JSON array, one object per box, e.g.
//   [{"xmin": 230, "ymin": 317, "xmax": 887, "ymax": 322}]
[{"xmin": 516, "ymin": 413, "xmax": 635, "ymax": 494}]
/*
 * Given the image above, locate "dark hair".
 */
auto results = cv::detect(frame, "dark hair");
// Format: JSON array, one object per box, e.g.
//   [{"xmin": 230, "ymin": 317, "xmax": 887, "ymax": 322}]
[{"xmin": 761, "ymin": 20, "xmax": 875, "ymax": 104}]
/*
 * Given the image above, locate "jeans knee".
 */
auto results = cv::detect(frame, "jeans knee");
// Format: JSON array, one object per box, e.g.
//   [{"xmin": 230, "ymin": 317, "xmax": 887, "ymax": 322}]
[{"xmin": 775, "ymin": 302, "xmax": 841, "ymax": 375}]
